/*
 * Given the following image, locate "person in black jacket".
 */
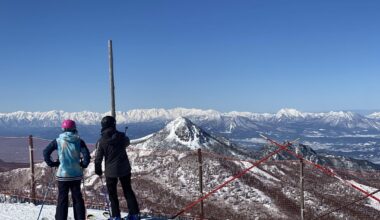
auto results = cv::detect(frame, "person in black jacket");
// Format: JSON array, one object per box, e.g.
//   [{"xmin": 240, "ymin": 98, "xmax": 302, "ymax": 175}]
[{"xmin": 95, "ymin": 116, "xmax": 140, "ymax": 220}]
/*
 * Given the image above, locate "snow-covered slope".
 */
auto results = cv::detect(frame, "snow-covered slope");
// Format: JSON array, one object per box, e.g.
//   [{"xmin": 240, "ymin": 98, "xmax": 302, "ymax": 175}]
[
  {"xmin": 257, "ymin": 143, "xmax": 380, "ymax": 171},
  {"xmin": 132, "ymin": 117, "xmax": 245, "ymax": 154}
]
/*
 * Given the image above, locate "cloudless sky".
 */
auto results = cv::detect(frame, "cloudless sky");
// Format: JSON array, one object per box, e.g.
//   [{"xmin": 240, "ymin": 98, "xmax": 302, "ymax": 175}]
[{"xmin": 1, "ymin": 0, "xmax": 379, "ymax": 113}]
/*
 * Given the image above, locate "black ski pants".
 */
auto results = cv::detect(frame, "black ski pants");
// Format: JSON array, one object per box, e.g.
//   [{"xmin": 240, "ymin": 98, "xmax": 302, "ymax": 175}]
[
  {"xmin": 106, "ymin": 174, "xmax": 140, "ymax": 217},
  {"xmin": 56, "ymin": 180, "xmax": 85, "ymax": 220}
]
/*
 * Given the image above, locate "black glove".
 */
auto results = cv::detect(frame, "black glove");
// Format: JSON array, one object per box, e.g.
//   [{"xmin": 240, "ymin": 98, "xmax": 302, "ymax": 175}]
[
  {"xmin": 50, "ymin": 160, "xmax": 60, "ymax": 167},
  {"xmin": 80, "ymin": 161, "xmax": 88, "ymax": 169},
  {"xmin": 95, "ymin": 167, "xmax": 102, "ymax": 176}
]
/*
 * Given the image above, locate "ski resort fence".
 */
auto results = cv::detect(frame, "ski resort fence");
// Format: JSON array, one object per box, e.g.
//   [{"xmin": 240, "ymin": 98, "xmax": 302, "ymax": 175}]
[{"xmin": 0, "ymin": 136, "xmax": 379, "ymax": 219}]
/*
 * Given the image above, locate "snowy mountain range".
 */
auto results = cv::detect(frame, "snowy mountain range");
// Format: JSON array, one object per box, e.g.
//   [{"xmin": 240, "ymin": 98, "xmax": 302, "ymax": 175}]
[
  {"xmin": 2, "ymin": 108, "xmax": 380, "ymax": 164},
  {"xmin": 1, "ymin": 116, "xmax": 380, "ymax": 219},
  {"xmin": 1, "ymin": 108, "xmax": 380, "ymax": 129}
]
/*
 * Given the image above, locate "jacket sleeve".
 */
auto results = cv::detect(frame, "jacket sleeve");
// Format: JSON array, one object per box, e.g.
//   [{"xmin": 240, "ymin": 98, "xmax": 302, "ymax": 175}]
[
  {"xmin": 124, "ymin": 135, "xmax": 130, "ymax": 148},
  {"xmin": 110, "ymin": 131, "xmax": 130, "ymax": 148},
  {"xmin": 94, "ymin": 141, "xmax": 104, "ymax": 173},
  {"xmin": 80, "ymin": 140, "xmax": 91, "ymax": 168},
  {"xmin": 43, "ymin": 140, "xmax": 57, "ymax": 166}
]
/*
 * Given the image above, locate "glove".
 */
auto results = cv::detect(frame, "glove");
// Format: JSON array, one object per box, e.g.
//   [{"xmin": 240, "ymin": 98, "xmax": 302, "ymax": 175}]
[
  {"xmin": 80, "ymin": 161, "xmax": 88, "ymax": 169},
  {"xmin": 50, "ymin": 160, "xmax": 60, "ymax": 167},
  {"xmin": 95, "ymin": 167, "xmax": 103, "ymax": 176}
]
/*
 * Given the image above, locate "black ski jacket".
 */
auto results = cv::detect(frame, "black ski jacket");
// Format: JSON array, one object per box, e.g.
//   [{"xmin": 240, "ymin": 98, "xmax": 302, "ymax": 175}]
[{"xmin": 94, "ymin": 127, "xmax": 131, "ymax": 177}]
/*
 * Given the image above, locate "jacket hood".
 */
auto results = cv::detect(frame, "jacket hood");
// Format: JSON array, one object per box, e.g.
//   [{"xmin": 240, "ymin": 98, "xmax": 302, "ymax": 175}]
[
  {"xmin": 101, "ymin": 127, "xmax": 125, "ymax": 143},
  {"xmin": 101, "ymin": 127, "xmax": 116, "ymax": 137},
  {"xmin": 59, "ymin": 132, "xmax": 80, "ymax": 143}
]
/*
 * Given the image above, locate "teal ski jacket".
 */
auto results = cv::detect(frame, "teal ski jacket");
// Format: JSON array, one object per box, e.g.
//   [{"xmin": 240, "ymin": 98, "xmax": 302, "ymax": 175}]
[{"xmin": 43, "ymin": 132, "xmax": 91, "ymax": 181}]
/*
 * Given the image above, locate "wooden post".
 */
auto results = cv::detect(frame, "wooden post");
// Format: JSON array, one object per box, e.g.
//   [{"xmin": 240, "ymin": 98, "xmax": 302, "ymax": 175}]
[
  {"xmin": 29, "ymin": 135, "xmax": 36, "ymax": 204},
  {"xmin": 300, "ymin": 158, "xmax": 304, "ymax": 220},
  {"xmin": 198, "ymin": 148, "xmax": 204, "ymax": 219},
  {"xmin": 108, "ymin": 40, "xmax": 116, "ymax": 119}
]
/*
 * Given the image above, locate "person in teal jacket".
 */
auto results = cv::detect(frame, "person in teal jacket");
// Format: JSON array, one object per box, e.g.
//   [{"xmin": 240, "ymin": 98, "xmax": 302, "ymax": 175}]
[{"xmin": 43, "ymin": 119, "xmax": 91, "ymax": 220}]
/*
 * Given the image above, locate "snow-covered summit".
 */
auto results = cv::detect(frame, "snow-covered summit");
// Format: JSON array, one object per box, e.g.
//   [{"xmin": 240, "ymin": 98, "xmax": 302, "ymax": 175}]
[
  {"xmin": 132, "ymin": 117, "xmax": 217, "ymax": 151},
  {"xmin": 275, "ymin": 108, "xmax": 305, "ymax": 120},
  {"xmin": 324, "ymin": 111, "xmax": 358, "ymax": 120},
  {"xmin": 130, "ymin": 117, "xmax": 247, "ymax": 160},
  {"xmin": 163, "ymin": 117, "xmax": 210, "ymax": 149},
  {"xmin": 321, "ymin": 111, "xmax": 378, "ymax": 129},
  {"xmin": 368, "ymin": 112, "xmax": 380, "ymax": 119}
]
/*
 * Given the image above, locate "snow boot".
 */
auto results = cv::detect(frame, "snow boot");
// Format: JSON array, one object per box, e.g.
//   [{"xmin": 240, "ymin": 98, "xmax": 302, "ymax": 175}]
[{"xmin": 127, "ymin": 214, "xmax": 140, "ymax": 220}]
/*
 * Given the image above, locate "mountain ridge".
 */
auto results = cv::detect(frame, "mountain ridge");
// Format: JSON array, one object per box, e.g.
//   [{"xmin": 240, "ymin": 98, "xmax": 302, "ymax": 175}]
[{"xmin": 1, "ymin": 107, "xmax": 380, "ymax": 129}]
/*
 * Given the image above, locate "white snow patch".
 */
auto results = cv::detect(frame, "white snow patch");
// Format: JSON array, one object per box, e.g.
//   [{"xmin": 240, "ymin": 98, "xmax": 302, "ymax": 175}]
[
  {"xmin": 130, "ymin": 134, "xmax": 154, "ymax": 144},
  {"xmin": 238, "ymin": 161, "xmax": 280, "ymax": 182},
  {"xmin": 347, "ymin": 180, "xmax": 380, "ymax": 211},
  {"xmin": 176, "ymin": 167, "xmax": 186, "ymax": 185}
]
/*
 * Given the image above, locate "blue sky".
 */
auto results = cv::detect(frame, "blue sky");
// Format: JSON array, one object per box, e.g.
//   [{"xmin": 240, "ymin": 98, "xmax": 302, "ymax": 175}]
[{"xmin": 1, "ymin": 0, "xmax": 379, "ymax": 113}]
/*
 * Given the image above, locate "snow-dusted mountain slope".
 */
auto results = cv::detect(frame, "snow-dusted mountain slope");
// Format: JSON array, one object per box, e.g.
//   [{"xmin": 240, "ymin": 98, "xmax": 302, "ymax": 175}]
[
  {"xmin": 131, "ymin": 117, "xmax": 248, "ymax": 155},
  {"xmin": 1, "ymin": 117, "xmax": 380, "ymax": 219},
  {"xmin": 257, "ymin": 143, "xmax": 380, "ymax": 171}
]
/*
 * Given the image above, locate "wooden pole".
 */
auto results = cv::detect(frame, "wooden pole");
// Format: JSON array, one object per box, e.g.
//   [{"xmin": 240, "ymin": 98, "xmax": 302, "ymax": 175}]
[
  {"xmin": 108, "ymin": 40, "xmax": 116, "ymax": 119},
  {"xmin": 29, "ymin": 135, "xmax": 36, "ymax": 204},
  {"xmin": 198, "ymin": 148, "xmax": 204, "ymax": 219},
  {"xmin": 300, "ymin": 158, "xmax": 304, "ymax": 220}
]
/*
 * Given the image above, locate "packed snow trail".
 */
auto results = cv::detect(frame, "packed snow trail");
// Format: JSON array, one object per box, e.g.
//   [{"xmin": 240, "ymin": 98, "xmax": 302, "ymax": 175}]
[
  {"xmin": 0, "ymin": 202, "xmax": 167, "ymax": 220},
  {"xmin": 0, "ymin": 203, "xmax": 119, "ymax": 220}
]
